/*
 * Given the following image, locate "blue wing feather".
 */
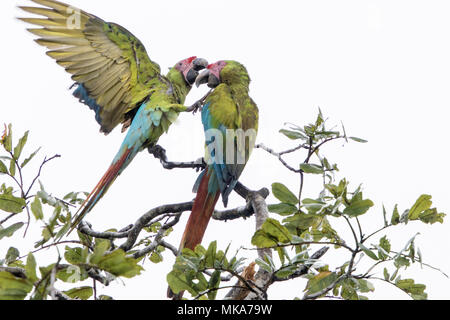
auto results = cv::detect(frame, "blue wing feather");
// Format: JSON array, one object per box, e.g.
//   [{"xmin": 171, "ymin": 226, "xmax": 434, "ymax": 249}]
[
  {"xmin": 195, "ymin": 102, "xmax": 239, "ymax": 207},
  {"xmin": 72, "ymin": 83, "xmax": 102, "ymax": 125}
]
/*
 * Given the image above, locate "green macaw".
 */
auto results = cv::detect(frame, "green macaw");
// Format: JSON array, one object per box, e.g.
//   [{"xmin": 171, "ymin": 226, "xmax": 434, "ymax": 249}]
[
  {"xmin": 179, "ymin": 60, "xmax": 259, "ymax": 252},
  {"xmin": 19, "ymin": 0, "xmax": 208, "ymax": 231}
]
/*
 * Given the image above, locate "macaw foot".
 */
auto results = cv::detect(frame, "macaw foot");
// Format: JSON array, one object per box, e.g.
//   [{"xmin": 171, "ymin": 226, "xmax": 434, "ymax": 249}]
[
  {"xmin": 186, "ymin": 89, "xmax": 213, "ymax": 114},
  {"xmin": 186, "ymin": 100, "xmax": 203, "ymax": 114},
  {"xmin": 148, "ymin": 144, "xmax": 167, "ymax": 161}
]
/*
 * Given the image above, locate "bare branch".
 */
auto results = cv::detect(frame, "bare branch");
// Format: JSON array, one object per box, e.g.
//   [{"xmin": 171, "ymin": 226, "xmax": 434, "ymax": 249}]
[
  {"xmin": 256, "ymin": 143, "xmax": 303, "ymax": 173},
  {"xmin": 25, "ymin": 154, "xmax": 61, "ymax": 197}
]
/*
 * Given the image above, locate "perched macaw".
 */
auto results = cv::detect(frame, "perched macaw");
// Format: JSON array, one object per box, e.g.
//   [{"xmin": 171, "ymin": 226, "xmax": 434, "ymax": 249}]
[
  {"xmin": 19, "ymin": 0, "xmax": 208, "ymax": 231},
  {"xmin": 180, "ymin": 60, "xmax": 259, "ymax": 251}
]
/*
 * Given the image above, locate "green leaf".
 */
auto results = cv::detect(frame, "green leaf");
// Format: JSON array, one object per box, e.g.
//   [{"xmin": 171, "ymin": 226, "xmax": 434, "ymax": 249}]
[
  {"xmin": 274, "ymin": 265, "xmax": 297, "ymax": 279},
  {"xmin": 205, "ymin": 241, "xmax": 217, "ymax": 268},
  {"xmin": 9, "ymin": 159, "xmax": 15, "ymax": 177},
  {"xmin": 417, "ymin": 208, "xmax": 446, "ymax": 224},
  {"xmin": 300, "ymin": 163, "xmax": 324, "ymax": 174},
  {"xmin": 89, "ymin": 239, "xmax": 111, "ymax": 265},
  {"xmin": 0, "ymin": 271, "xmax": 33, "ymax": 300},
  {"xmin": 378, "ymin": 236, "xmax": 391, "ymax": 260},
  {"xmin": 2, "ymin": 124, "xmax": 12, "ymax": 152},
  {"xmin": 0, "ymin": 161, "xmax": 7, "ymax": 174},
  {"xmin": 268, "ymin": 203, "xmax": 298, "ymax": 216},
  {"xmin": 208, "ymin": 270, "xmax": 221, "ymax": 300},
  {"xmin": 13, "ymin": 131, "xmax": 28, "ymax": 160},
  {"xmin": 283, "ymin": 212, "xmax": 319, "ymax": 229},
  {"xmin": 383, "ymin": 268, "xmax": 390, "ymax": 281},
  {"xmin": 251, "ymin": 229, "xmax": 278, "ymax": 248},
  {"xmin": 343, "ymin": 199, "xmax": 374, "ymax": 217},
  {"xmin": 302, "ymin": 198, "xmax": 326, "ymax": 214},
  {"xmin": 57, "ymin": 266, "xmax": 88, "ymax": 283},
  {"xmin": 262, "ymin": 218, "xmax": 292, "ymax": 243},
  {"xmin": 21, "ymin": 147, "xmax": 41, "ymax": 168},
  {"xmin": 0, "ymin": 223, "xmax": 24, "ymax": 240},
  {"xmin": 30, "ymin": 197, "xmax": 44, "ymax": 220},
  {"xmin": 379, "ymin": 236, "xmax": 391, "ymax": 253},
  {"xmin": 382, "ymin": 204, "xmax": 388, "ymax": 227},
  {"xmin": 25, "ymin": 253, "xmax": 39, "ymax": 283},
  {"xmin": 395, "ymin": 279, "xmax": 427, "ymax": 300},
  {"xmin": 279, "ymin": 129, "xmax": 306, "ymax": 140},
  {"xmin": 394, "ymin": 256, "xmax": 410, "ymax": 269},
  {"xmin": 391, "ymin": 205, "xmax": 400, "ymax": 225},
  {"xmin": 167, "ymin": 270, "xmax": 196, "ymax": 296},
  {"xmin": 5, "ymin": 247, "xmax": 20, "ymax": 265},
  {"xmin": 305, "ymin": 271, "xmax": 338, "ymax": 296},
  {"xmin": 357, "ymin": 279, "xmax": 375, "ymax": 293},
  {"xmin": 272, "ymin": 183, "xmax": 298, "ymax": 205},
  {"xmin": 0, "ymin": 194, "xmax": 26, "ymax": 213},
  {"xmin": 358, "ymin": 243, "xmax": 379, "ymax": 261},
  {"xmin": 149, "ymin": 251, "xmax": 163, "ymax": 264},
  {"xmin": 408, "ymin": 195, "xmax": 432, "ymax": 220},
  {"xmin": 64, "ymin": 246, "xmax": 88, "ymax": 265},
  {"xmin": 96, "ymin": 249, "xmax": 143, "ymax": 278},
  {"xmin": 349, "ymin": 137, "xmax": 368, "ymax": 143},
  {"xmin": 255, "ymin": 258, "xmax": 274, "ymax": 273},
  {"xmin": 63, "ymin": 286, "xmax": 93, "ymax": 300}
]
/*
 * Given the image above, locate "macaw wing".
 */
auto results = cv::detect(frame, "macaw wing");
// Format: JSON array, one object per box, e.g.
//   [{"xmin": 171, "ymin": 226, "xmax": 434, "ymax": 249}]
[
  {"xmin": 20, "ymin": 0, "xmax": 162, "ymax": 134},
  {"xmin": 200, "ymin": 88, "xmax": 250, "ymax": 206}
]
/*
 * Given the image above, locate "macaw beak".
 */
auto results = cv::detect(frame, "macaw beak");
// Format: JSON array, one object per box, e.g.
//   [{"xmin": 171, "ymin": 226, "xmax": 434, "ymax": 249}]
[
  {"xmin": 184, "ymin": 58, "xmax": 209, "ymax": 85},
  {"xmin": 192, "ymin": 58, "xmax": 209, "ymax": 71},
  {"xmin": 195, "ymin": 69, "xmax": 220, "ymax": 88}
]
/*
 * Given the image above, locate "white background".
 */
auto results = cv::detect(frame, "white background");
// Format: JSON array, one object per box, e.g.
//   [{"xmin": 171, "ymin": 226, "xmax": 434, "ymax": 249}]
[{"xmin": 1, "ymin": 0, "xmax": 449, "ymax": 300}]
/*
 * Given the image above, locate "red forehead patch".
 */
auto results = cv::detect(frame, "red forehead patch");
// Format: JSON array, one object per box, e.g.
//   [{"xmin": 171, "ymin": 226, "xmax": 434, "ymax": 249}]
[{"xmin": 186, "ymin": 56, "xmax": 197, "ymax": 64}]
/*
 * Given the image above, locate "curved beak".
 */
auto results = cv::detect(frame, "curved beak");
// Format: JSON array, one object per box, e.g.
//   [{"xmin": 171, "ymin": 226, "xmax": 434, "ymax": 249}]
[
  {"xmin": 184, "ymin": 57, "xmax": 209, "ymax": 85},
  {"xmin": 195, "ymin": 69, "xmax": 220, "ymax": 88},
  {"xmin": 192, "ymin": 58, "xmax": 208, "ymax": 71}
]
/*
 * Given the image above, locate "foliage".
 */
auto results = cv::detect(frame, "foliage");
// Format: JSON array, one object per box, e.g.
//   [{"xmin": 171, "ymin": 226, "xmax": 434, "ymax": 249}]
[{"xmin": 0, "ymin": 113, "xmax": 446, "ymax": 300}]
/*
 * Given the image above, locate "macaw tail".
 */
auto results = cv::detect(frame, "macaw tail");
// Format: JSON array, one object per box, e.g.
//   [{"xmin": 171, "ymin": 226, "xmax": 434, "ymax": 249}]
[
  {"xmin": 180, "ymin": 168, "xmax": 220, "ymax": 250},
  {"xmin": 168, "ymin": 168, "xmax": 220, "ymax": 299},
  {"xmin": 68, "ymin": 148, "xmax": 133, "ymax": 235}
]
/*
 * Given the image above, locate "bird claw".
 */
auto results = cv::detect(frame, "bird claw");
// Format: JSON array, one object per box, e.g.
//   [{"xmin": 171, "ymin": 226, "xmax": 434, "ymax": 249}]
[
  {"xmin": 186, "ymin": 101, "xmax": 203, "ymax": 114},
  {"xmin": 148, "ymin": 145, "xmax": 167, "ymax": 160}
]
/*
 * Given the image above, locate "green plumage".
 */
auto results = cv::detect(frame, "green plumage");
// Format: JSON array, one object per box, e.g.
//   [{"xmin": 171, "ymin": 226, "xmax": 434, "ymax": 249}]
[
  {"xmin": 203, "ymin": 61, "xmax": 259, "ymax": 181},
  {"xmin": 19, "ymin": 0, "xmax": 190, "ymax": 134}
]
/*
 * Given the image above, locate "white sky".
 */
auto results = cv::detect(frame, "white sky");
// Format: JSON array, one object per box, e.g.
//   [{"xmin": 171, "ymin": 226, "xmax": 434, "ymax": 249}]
[{"xmin": 1, "ymin": 0, "xmax": 450, "ymax": 300}]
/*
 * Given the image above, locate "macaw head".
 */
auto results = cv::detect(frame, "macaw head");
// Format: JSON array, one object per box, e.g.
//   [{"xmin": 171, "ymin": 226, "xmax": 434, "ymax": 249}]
[
  {"xmin": 174, "ymin": 56, "xmax": 209, "ymax": 85},
  {"xmin": 195, "ymin": 60, "xmax": 250, "ymax": 89}
]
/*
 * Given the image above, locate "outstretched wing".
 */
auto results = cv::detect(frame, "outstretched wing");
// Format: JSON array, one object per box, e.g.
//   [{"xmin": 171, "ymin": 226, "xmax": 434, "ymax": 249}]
[{"xmin": 19, "ymin": 0, "xmax": 163, "ymax": 134}]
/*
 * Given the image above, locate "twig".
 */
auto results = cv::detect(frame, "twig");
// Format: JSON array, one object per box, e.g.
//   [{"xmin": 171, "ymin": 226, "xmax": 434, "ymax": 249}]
[
  {"xmin": 0, "ymin": 212, "xmax": 19, "ymax": 226},
  {"xmin": 256, "ymin": 143, "xmax": 304, "ymax": 173},
  {"xmin": 25, "ymin": 154, "xmax": 61, "ymax": 197}
]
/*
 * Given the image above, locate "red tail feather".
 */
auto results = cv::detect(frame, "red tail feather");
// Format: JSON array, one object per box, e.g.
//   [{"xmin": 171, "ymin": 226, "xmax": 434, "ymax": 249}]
[
  {"xmin": 68, "ymin": 148, "xmax": 132, "ymax": 235},
  {"xmin": 180, "ymin": 169, "xmax": 220, "ymax": 250}
]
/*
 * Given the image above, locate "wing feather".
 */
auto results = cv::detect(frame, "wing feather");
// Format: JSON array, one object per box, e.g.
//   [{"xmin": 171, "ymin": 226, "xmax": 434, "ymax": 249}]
[{"xmin": 20, "ymin": 0, "xmax": 162, "ymax": 134}]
